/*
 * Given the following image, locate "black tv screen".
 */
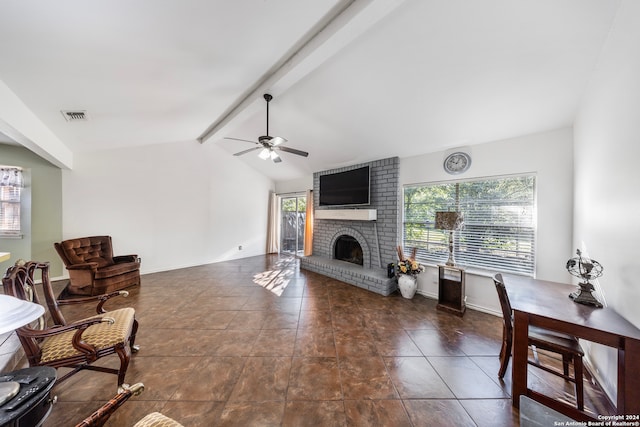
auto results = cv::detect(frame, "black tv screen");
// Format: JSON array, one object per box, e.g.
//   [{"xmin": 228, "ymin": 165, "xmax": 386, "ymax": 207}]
[{"xmin": 319, "ymin": 166, "xmax": 370, "ymax": 206}]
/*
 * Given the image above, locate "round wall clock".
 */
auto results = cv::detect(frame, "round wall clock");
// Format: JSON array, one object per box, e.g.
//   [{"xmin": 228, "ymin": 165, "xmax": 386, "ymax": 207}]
[{"xmin": 443, "ymin": 152, "xmax": 471, "ymax": 175}]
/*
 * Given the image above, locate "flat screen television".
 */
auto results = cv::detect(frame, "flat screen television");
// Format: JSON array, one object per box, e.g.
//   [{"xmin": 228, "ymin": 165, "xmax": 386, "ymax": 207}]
[{"xmin": 319, "ymin": 166, "xmax": 370, "ymax": 206}]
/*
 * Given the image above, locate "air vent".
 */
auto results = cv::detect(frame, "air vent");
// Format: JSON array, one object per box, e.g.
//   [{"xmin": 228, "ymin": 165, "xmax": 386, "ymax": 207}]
[{"xmin": 61, "ymin": 110, "xmax": 89, "ymax": 122}]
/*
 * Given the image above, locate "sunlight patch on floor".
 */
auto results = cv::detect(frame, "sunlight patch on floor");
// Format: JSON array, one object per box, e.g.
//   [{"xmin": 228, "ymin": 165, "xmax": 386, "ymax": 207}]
[{"xmin": 252, "ymin": 257, "xmax": 296, "ymax": 296}]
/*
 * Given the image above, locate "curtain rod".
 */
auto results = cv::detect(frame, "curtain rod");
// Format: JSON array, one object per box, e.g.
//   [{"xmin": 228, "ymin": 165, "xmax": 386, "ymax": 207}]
[{"xmin": 276, "ymin": 190, "xmax": 311, "ymax": 197}]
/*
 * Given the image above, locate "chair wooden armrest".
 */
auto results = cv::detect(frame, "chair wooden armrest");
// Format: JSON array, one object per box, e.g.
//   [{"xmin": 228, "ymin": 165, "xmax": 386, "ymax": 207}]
[
  {"xmin": 75, "ymin": 383, "xmax": 184, "ymax": 427},
  {"xmin": 75, "ymin": 383, "xmax": 145, "ymax": 427},
  {"xmin": 17, "ymin": 317, "xmax": 112, "ymax": 339}
]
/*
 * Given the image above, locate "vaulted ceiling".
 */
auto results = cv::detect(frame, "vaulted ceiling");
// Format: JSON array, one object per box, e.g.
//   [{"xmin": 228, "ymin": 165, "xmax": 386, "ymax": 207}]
[{"xmin": 0, "ymin": 0, "xmax": 621, "ymax": 181}]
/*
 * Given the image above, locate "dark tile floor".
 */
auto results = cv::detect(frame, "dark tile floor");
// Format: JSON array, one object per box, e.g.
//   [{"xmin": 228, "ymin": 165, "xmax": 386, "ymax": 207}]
[{"xmin": 40, "ymin": 254, "xmax": 611, "ymax": 426}]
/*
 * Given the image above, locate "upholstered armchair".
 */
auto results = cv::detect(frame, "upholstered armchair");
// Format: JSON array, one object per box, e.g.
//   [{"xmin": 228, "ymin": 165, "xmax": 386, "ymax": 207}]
[
  {"xmin": 54, "ymin": 235, "xmax": 141, "ymax": 296},
  {"xmin": 2, "ymin": 261, "xmax": 139, "ymax": 390}
]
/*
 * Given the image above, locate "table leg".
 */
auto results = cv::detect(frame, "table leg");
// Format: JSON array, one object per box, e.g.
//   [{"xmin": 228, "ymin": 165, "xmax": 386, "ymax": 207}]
[
  {"xmin": 620, "ymin": 338, "xmax": 640, "ymax": 414},
  {"xmin": 512, "ymin": 310, "xmax": 530, "ymax": 408}
]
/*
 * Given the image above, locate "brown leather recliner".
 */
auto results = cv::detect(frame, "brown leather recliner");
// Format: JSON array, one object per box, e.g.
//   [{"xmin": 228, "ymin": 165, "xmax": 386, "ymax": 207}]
[{"xmin": 54, "ymin": 236, "xmax": 141, "ymax": 296}]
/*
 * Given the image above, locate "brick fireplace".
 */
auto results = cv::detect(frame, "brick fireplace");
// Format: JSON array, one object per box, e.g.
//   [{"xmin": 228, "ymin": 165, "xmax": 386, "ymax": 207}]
[{"xmin": 299, "ymin": 157, "xmax": 399, "ymax": 295}]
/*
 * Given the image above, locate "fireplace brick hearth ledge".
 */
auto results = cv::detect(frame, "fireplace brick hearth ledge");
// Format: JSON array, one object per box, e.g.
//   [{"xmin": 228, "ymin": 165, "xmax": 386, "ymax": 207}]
[
  {"xmin": 300, "ymin": 157, "xmax": 399, "ymax": 296},
  {"xmin": 300, "ymin": 255, "xmax": 396, "ymax": 295}
]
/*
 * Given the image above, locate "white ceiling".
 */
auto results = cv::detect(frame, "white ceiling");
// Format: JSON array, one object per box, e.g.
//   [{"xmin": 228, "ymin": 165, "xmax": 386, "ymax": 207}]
[
  {"xmin": 0, "ymin": 131, "xmax": 17, "ymax": 145},
  {"xmin": 0, "ymin": 0, "xmax": 621, "ymax": 181}
]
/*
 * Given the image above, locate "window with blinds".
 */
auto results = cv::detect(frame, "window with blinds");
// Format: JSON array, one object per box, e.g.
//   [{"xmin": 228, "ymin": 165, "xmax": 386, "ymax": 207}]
[
  {"xmin": 403, "ymin": 175, "xmax": 536, "ymax": 276},
  {"xmin": 1, "ymin": 167, "xmax": 23, "ymax": 237}
]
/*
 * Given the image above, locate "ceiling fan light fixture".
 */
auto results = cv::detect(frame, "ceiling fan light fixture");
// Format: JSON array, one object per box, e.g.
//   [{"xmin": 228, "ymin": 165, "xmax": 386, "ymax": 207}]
[
  {"xmin": 270, "ymin": 150, "xmax": 280, "ymax": 161},
  {"xmin": 270, "ymin": 136, "xmax": 287, "ymax": 146},
  {"xmin": 258, "ymin": 148, "xmax": 271, "ymax": 160}
]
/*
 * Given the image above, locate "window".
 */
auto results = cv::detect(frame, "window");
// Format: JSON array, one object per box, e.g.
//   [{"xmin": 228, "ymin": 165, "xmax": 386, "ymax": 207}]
[
  {"xmin": 1, "ymin": 167, "xmax": 24, "ymax": 238},
  {"xmin": 403, "ymin": 175, "xmax": 536, "ymax": 276}
]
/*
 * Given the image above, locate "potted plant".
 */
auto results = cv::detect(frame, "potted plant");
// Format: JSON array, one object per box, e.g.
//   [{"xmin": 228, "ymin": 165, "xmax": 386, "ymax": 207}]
[{"xmin": 396, "ymin": 247, "xmax": 425, "ymax": 299}]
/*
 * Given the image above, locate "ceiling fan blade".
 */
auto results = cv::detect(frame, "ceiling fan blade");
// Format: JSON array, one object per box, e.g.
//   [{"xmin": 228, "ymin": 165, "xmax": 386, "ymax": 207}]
[
  {"xmin": 277, "ymin": 146, "xmax": 309, "ymax": 157},
  {"xmin": 270, "ymin": 136, "xmax": 287, "ymax": 146},
  {"xmin": 233, "ymin": 147, "xmax": 262, "ymax": 156},
  {"xmin": 225, "ymin": 137, "xmax": 259, "ymax": 145}
]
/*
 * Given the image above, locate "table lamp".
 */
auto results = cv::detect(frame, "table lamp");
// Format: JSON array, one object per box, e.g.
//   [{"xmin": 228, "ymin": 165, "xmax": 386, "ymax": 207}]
[
  {"xmin": 435, "ymin": 211, "xmax": 464, "ymax": 266},
  {"xmin": 0, "ymin": 294, "xmax": 45, "ymax": 406}
]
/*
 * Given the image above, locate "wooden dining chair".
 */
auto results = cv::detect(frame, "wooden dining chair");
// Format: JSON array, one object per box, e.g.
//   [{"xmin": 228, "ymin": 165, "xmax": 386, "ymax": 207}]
[
  {"xmin": 493, "ymin": 273, "xmax": 584, "ymax": 410},
  {"xmin": 2, "ymin": 261, "xmax": 139, "ymax": 391}
]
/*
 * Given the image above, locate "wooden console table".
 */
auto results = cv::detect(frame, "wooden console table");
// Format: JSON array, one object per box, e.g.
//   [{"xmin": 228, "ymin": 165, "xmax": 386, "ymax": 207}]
[
  {"xmin": 504, "ymin": 274, "xmax": 640, "ymax": 421},
  {"xmin": 437, "ymin": 265, "xmax": 466, "ymax": 316}
]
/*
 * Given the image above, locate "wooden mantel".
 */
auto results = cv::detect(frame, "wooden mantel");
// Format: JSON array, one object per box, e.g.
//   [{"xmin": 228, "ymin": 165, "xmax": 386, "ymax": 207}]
[{"xmin": 315, "ymin": 209, "xmax": 377, "ymax": 221}]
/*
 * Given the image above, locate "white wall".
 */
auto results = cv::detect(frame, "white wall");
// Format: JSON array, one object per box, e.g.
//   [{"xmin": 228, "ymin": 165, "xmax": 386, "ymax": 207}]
[
  {"xmin": 573, "ymin": 0, "xmax": 640, "ymax": 402},
  {"xmin": 0, "ymin": 144, "xmax": 63, "ymax": 276},
  {"xmin": 62, "ymin": 140, "xmax": 274, "ymax": 275},
  {"xmin": 274, "ymin": 175, "xmax": 313, "ymax": 194},
  {"xmin": 400, "ymin": 128, "xmax": 574, "ymax": 314}
]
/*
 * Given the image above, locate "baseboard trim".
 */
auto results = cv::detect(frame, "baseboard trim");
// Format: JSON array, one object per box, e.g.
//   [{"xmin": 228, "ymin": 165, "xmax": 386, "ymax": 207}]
[{"xmin": 415, "ymin": 289, "xmax": 501, "ymax": 317}]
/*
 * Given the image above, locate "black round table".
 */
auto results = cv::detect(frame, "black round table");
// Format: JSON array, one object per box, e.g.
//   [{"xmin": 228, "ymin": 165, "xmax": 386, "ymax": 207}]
[{"xmin": 0, "ymin": 366, "xmax": 56, "ymax": 427}]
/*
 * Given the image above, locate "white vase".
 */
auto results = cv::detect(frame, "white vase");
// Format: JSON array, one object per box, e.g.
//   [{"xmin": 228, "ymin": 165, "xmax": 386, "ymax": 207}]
[{"xmin": 398, "ymin": 274, "xmax": 417, "ymax": 299}]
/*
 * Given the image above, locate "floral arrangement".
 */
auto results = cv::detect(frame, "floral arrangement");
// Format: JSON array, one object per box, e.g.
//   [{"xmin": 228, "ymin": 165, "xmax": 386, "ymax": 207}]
[{"xmin": 396, "ymin": 246, "xmax": 425, "ymax": 276}]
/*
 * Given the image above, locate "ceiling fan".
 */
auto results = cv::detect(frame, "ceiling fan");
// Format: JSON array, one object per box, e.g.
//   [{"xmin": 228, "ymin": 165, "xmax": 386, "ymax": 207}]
[{"xmin": 225, "ymin": 94, "xmax": 309, "ymax": 163}]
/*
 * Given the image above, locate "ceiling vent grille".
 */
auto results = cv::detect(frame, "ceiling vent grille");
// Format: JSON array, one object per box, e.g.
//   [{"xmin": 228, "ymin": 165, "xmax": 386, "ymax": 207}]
[{"xmin": 61, "ymin": 110, "xmax": 89, "ymax": 121}]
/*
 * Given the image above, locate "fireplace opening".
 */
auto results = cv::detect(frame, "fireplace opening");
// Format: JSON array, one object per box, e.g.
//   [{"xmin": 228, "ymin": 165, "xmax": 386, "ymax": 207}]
[{"xmin": 334, "ymin": 235, "xmax": 363, "ymax": 266}]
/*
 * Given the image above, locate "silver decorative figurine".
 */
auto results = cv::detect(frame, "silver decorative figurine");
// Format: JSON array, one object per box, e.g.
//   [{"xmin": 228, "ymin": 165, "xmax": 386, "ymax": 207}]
[{"xmin": 565, "ymin": 249, "xmax": 604, "ymax": 308}]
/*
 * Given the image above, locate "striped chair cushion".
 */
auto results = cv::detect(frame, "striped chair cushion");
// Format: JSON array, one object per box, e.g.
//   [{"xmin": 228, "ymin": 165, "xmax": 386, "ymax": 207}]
[
  {"xmin": 133, "ymin": 412, "xmax": 184, "ymax": 427},
  {"xmin": 40, "ymin": 308, "xmax": 135, "ymax": 363}
]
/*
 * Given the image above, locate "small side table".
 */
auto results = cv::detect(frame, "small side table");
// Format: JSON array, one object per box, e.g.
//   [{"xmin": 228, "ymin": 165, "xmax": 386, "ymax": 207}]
[
  {"xmin": 0, "ymin": 366, "xmax": 56, "ymax": 427},
  {"xmin": 437, "ymin": 265, "xmax": 466, "ymax": 316}
]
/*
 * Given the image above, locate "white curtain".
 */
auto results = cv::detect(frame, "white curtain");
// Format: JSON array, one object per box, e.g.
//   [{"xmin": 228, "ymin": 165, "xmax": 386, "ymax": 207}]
[
  {"xmin": 266, "ymin": 191, "xmax": 279, "ymax": 253},
  {"xmin": 303, "ymin": 189, "xmax": 313, "ymax": 256}
]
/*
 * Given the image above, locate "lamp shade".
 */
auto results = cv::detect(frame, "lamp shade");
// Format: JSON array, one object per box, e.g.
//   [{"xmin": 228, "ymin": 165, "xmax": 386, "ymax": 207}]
[
  {"xmin": 435, "ymin": 211, "xmax": 464, "ymax": 231},
  {"xmin": 0, "ymin": 294, "xmax": 45, "ymax": 335},
  {"xmin": 258, "ymin": 148, "xmax": 271, "ymax": 160}
]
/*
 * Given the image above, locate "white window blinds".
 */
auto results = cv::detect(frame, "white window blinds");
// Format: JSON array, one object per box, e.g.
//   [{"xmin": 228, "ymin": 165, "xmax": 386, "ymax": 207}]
[
  {"xmin": 1, "ymin": 167, "xmax": 24, "ymax": 237},
  {"xmin": 403, "ymin": 175, "xmax": 536, "ymax": 276}
]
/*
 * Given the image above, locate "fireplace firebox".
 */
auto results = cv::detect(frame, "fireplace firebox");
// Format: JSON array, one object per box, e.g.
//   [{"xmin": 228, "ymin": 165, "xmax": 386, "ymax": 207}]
[{"xmin": 334, "ymin": 235, "xmax": 363, "ymax": 266}]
